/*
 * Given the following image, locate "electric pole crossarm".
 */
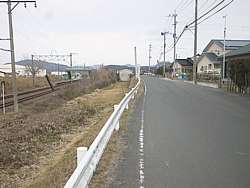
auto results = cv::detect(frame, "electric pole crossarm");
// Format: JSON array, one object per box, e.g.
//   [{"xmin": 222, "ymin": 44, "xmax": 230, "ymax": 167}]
[
  {"xmin": 0, "ymin": 48, "xmax": 12, "ymax": 52},
  {"xmin": 0, "ymin": 1, "xmax": 36, "ymax": 2},
  {"xmin": 10, "ymin": 2, "xmax": 19, "ymax": 12},
  {"xmin": 0, "ymin": 0, "xmax": 37, "ymax": 113}
]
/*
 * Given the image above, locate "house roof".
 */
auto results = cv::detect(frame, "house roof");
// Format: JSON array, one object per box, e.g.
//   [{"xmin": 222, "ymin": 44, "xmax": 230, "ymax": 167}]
[
  {"xmin": 203, "ymin": 39, "xmax": 250, "ymax": 52},
  {"xmin": 225, "ymin": 44, "xmax": 250, "ymax": 58},
  {"xmin": 175, "ymin": 58, "xmax": 193, "ymax": 67},
  {"xmin": 198, "ymin": 52, "xmax": 221, "ymax": 65}
]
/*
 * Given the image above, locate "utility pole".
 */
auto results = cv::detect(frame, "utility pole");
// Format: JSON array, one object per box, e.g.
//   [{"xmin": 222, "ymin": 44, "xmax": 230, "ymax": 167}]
[
  {"xmin": 169, "ymin": 11, "xmax": 178, "ymax": 69},
  {"xmin": 148, "ymin": 44, "xmax": 152, "ymax": 73},
  {"xmin": 70, "ymin": 53, "xmax": 73, "ymax": 68},
  {"xmin": 0, "ymin": 0, "xmax": 37, "ymax": 112},
  {"xmin": 193, "ymin": 0, "xmax": 198, "ymax": 84},
  {"xmin": 161, "ymin": 32, "xmax": 166, "ymax": 77},
  {"xmin": 31, "ymin": 54, "xmax": 35, "ymax": 86},
  {"xmin": 134, "ymin": 46, "xmax": 138, "ymax": 79},
  {"xmin": 69, "ymin": 53, "xmax": 73, "ymax": 81},
  {"xmin": 222, "ymin": 15, "xmax": 227, "ymax": 80}
]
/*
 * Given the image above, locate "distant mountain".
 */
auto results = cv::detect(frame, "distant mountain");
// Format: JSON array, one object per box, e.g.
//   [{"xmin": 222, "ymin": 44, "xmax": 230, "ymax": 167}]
[
  {"xmin": 105, "ymin": 65, "xmax": 134, "ymax": 70},
  {"xmin": 124, "ymin": 64, "xmax": 135, "ymax": 68},
  {"xmin": 11, "ymin": 59, "xmax": 69, "ymax": 73}
]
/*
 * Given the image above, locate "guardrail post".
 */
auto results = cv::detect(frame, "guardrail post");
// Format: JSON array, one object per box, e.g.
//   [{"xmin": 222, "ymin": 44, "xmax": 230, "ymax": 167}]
[
  {"xmin": 125, "ymin": 93, "xmax": 129, "ymax": 110},
  {"xmin": 114, "ymin": 105, "xmax": 120, "ymax": 131},
  {"xmin": 132, "ymin": 94, "xmax": 135, "ymax": 99},
  {"xmin": 77, "ymin": 147, "xmax": 88, "ymax": 166}
]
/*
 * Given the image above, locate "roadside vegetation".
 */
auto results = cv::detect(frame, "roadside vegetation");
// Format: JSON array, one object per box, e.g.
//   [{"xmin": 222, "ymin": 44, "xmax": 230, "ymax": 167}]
[
  {"xmin": 0, "ymin": 75, "xmax": 60, "ymax": 94},
  {"xmin": 0, "ymin": 69, "xmax": 128, "ymax": 187}
]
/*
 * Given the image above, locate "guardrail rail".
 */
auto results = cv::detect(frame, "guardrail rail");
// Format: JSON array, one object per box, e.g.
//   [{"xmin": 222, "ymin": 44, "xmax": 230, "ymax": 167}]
[{"xmin": 64, "ymin": 78, "xmax": 141, "ymax": 188}]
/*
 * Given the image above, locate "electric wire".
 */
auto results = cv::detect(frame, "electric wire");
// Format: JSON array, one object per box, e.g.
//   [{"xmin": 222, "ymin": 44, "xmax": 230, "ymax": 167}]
[{"xmin": 165, "ymin": 0, "xmax": 233, "ymax": 54}]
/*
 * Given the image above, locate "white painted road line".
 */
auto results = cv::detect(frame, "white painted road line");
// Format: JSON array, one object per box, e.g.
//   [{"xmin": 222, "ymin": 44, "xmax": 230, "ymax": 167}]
[{"xmin": 138, "ymin": 80, "xmax": 146, "ymax": 188}]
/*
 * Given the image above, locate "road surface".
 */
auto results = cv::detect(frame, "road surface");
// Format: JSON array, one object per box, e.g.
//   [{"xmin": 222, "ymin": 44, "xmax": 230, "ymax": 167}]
[{"xmin": 110, "ymin": 76, "xmax": 250, "ymax": 188}]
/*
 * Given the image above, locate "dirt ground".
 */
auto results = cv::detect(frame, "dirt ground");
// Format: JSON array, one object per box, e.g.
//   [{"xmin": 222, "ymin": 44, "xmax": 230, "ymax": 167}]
[
  {"xmin": 0, "ymin": 78, "xmax": 131, "ymax": 188},
  {"xmin": 89, "ymin": 79, "xmax": 143, "ymax": 188}
]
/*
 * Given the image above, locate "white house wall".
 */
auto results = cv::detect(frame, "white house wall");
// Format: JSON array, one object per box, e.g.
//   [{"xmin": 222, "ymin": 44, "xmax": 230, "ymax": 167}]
[
  {"xmin": 197, "ymin": 56, "xmax": 215, "ymax": 73},
  {"xmin": 0, "ymin": 64, "xmax": 46, "ymax": 77},
  {"xmin": 207, "ymin": 42, "xmax": 231, "ymax": 56},
  {"xmin": 207, "ymin": 43, "xmax": 223, "ymax": 56}
]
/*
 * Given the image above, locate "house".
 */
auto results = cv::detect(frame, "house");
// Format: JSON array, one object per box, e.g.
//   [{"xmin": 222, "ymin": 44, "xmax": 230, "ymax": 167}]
[
  {"xmin": 119, "ymin": 69, "xmax": 133, "ymax": 81},
  {"xmin": 225, "ymin": 44, "xmax": 250, "ymax": 60},
  {"xmin": 66, "ymin": 67, "xmax": 92, "ymax": 80},
  {"xmin": 197, "ymin": 52, "xmax": 221, "ymax": 74},
  {"xmin": 0, "ymin": 63, "xmax": 46, "ymax": 77},
  {"xmin": 197, "ymin": 39, "xmax": 250, "ymax": 75},
  {"xmin": 172, "ymin": 58, "xmax": 193, "ymax": 79},
  {"xmin": 224, "ymin": 44, "xmax": 250, "ymax": 93}
]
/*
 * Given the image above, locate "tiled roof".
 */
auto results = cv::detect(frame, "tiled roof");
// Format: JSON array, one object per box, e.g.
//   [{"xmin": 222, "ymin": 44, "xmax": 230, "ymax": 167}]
[
  {"xmin": 175, "ymin": 58, "xmax": 193, "ymax": 66},
  {"xmin": 203, "ymin": 39, "xmax": 250, "ymax": 52},
  {"xmin": 226, "ymin": 44, "xmax": 250, "ymax": 58}
]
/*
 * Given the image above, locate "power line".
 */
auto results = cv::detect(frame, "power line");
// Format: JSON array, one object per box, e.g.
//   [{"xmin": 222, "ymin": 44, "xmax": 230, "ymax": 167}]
[
  {"xmin": 198, "ymin": 0, "xmax": 209, "ymax": 11},
  {"xmin": 199, "ymin": 0, "xmax": 218, "ymax": 15},
  {"xmin": 192, "ymin": 0, "xmax": 234, "ymax": 27},
  {"xmin": 177, "ymin": 0, "xmax": 193, "ymax": 12},
  {"xmin": 187, "ymin": 0, "xmax": 226, "ymax": 27},
  {"xmin": 165, "ymin": 0, "xmax": 233, "ymax": 54},
  {"xmin": 175, "ymin": 0, "xmax": 188, "ymax": 11}
]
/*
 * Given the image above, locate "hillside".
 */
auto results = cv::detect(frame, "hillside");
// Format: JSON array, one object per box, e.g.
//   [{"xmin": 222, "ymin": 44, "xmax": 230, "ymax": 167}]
[{"xmin": 13, "ymin": 59, "xmax": 69, "ymax": 73}]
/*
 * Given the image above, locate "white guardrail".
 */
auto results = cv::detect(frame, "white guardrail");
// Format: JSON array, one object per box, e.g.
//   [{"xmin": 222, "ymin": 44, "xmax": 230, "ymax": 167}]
[{"xmin": 64, "ymin": 78, "xmax": 141, "ymax": 188}]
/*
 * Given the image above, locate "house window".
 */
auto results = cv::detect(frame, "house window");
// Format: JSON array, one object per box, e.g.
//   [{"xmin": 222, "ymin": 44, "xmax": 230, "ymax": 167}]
[
  {"xmin": 200, "ymin": 66, "xmax": 204, "ymax": 71},
  {"xmin": 208, "ymin": 64, "xmax": 212, "ymax": 70}
]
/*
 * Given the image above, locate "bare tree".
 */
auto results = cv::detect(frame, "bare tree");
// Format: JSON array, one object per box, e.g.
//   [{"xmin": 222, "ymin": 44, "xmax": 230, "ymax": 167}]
[{"xmin": 25, "ymin": 57, "xmax": 43, "ymax": 87}]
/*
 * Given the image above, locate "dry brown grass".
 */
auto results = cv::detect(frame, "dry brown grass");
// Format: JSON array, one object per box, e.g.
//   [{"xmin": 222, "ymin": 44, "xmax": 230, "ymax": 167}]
[
  {"xmin": 0, "ymin": 78, "xmax": 130, "ymax": 188},
  {"xmin": 89, "ymin": 77, "xmax": 142, "ymax": 188},
  {"xmin": 0, "ymin": 75, "xmax": 60, "ymax": 94}
]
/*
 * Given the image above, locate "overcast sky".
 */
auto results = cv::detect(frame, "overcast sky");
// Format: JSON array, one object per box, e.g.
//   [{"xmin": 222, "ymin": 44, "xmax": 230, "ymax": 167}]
[{"xmin": 0, "ymin": 0, "xmax": 250, "ymax": 66}]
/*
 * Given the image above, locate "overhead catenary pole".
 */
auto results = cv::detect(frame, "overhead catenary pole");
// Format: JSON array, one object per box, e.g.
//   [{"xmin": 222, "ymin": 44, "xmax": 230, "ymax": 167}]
[
  {"xmin": 222, "ymin": 15, "xmax": 227, "ymax": 80},
  {"xmin": 0, "ymin": 0, "xmax": 37, "ymax": 113},
  {"xmin": 148, "ymin": 44, "xmax": 152, "ymax": 73},
  {"xmin": 31, "ymin": 54, "xmax": 35, "ymax": 86},
  {"xmin": 70, "ymin": 53, "xmax": 73, "ymax": 81},
  {"xmin": 193, "ymin": 0, "xmax": 198, "ymax": 84},
  {"xmin": 1, "ymin": 81, "xmax": 6, "ymax": 114},
  {"xmin": 134, "ymin": 46, "xmax": 138, "ymax": 78},
  {"xmin": 7, "ymin": 0, "xmax": 18, "ymax": 112},
  {"xmin": 32, "ymin": 53, "xmax": 76, "ymax": 80}
]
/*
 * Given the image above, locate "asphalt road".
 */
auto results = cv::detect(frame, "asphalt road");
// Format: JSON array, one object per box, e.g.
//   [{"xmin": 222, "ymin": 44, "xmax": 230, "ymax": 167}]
[{"xmin": 111, "ymin": 76, "xmax": 250, "ymax": 188}]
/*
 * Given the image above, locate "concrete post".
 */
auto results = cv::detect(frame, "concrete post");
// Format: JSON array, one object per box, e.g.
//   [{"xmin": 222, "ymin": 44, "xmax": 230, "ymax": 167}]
[
  {"xmin": 77, "ymin": 147, "xmax": 88, "ymax": 166},
  {"xmin": 132, "ymin": 94, "xmax": 135, "ymax": 99},
  {"xmin": 114, "ymin": 105, "xmax": 120, "ymax": 131},
  {"xmin": 125, "ymin": 93, "xmax": 129, "ymax": 110}
]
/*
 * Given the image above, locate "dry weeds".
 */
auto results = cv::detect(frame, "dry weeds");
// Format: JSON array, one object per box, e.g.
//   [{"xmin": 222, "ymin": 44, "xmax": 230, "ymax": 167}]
[{"xmin": 0, "ymin": 77, "xmax": 129, "ymax": 187}]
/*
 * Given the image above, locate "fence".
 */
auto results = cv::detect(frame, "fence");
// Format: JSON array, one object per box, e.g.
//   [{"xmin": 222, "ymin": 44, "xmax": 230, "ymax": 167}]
[
  {"xmin": 64, "ymin": 78, "xmax": 141, "ymax": 188},
  {"xmin": 197, "ymin": 73, "xmax": 220, "ymax": 84},
  {"xmin": 225, "ymin": 59, "xmax": 250, "ymax": 95}
]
